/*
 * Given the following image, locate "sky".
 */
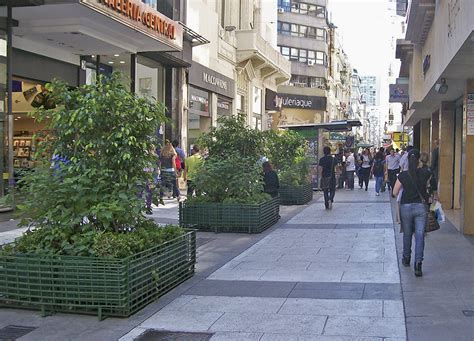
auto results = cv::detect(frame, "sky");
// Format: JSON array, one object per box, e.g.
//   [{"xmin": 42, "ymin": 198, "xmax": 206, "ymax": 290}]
[{"xmin": 328, "ymin": 0, "xmax": 403, "ymax": 112}]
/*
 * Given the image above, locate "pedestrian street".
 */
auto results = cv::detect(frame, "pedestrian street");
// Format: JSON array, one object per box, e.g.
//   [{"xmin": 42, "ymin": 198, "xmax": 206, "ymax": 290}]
[{"xmin": 122, "ymin": 184, "xmax": 407, "ymax": 340}]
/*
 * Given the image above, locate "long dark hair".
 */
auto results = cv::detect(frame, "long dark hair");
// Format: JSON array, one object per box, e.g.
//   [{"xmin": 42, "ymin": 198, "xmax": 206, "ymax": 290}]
[{"xmin": 408, "ymin": 149, "xmax": 421, "ymax": 181}]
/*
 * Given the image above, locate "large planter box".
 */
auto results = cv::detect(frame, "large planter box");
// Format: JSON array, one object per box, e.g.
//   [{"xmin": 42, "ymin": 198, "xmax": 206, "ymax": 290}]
[
  {"xmin": 0, "ymin": 230, "xmax": 196, "ymax": 320},
  {"xmin": 179, "ymin": 197, "xmax": 279, "ymax": 233},
  {"xmin": 279, "ymin": 182, "xmax": 313, "ymax": 205}
]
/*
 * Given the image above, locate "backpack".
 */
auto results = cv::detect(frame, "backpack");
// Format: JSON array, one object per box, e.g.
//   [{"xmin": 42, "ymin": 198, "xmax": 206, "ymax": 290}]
[
  {"xmin": 373, "ymin": 159, "xmax": 384, "ymax": 174},
  {"xmin": 175, "ymin": 155, "xmax": 182, "ymax": 170}
]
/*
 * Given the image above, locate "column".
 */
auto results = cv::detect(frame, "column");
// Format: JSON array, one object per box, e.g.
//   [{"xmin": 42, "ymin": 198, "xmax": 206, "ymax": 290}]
[
  {"xmin": 438, "ymin": 101, "xmax": 455, "ymax": 209},
  {"xmin": 463, "ymin": 80, "xmax": 474, "ymax": 234},
  {"xmin": 419, "ymin": 118, "xmax": 431, "ymax": 154},
  {"xmin": 430, "ymin": 110, "xmax": 439, "ymax": 163}
]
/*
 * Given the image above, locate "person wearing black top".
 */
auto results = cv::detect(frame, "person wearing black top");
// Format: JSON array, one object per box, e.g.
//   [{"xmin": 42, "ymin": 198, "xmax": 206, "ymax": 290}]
[
  {"xmin": 392, "ymin": 149, "xmax": 438, "ymax": 277},
  {"xmin": 263, "ymin": 161, "xmax": 279, "ymax": 198},
  {"xmin": 318, "ymin": 146, "xmax": 336, "ymax": 209}
]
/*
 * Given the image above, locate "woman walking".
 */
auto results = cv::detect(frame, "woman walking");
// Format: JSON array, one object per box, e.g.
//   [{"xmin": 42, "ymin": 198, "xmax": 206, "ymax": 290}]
[
  {"xmin": 392, "ymin": 149, "xmax": 437, "ymax": 277},
  {"xmin": 371, "ymin": 151, "xmax": 385, "ymax": 196},
  {"xmin": 319, "ymin": 146, "xmax": 336, "ymax": 209},
  {"xmin": 160, "ymin": 140, "xmax": 181, "ymax": 202},
  {"xmin": 358, "ymin": 148, "xmax": 372, "ymax": 191}
]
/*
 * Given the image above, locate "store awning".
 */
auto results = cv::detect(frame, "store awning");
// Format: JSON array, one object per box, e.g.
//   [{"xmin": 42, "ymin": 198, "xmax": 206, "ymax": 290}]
[
  {"xmin": 12, "ymin": 1, "xmax": 184, "ymax": 56},
  {"xmin": 279, "ymin": 119, "xmax": 362, "ymax": 132}
]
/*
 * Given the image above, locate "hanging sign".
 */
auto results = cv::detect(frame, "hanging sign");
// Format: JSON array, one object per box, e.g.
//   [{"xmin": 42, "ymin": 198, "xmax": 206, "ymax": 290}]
[{"xmin": 467, "ymin": 93, "xmax": 474, "ymax": 135}]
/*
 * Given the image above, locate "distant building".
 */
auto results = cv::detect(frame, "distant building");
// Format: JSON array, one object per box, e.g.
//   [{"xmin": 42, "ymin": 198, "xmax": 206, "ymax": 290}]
[{"xmin": 360, "ymin": 76, "xmax": 379, "ymax": 107}]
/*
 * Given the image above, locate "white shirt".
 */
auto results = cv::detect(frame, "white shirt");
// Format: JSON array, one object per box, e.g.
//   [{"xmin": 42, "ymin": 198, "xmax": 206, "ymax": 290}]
[
  {"xmin": 386, "ymin": 153, "xmax": 401, "ymax": 170},
  {"xmin": 361, "ymin": 154, "xmax": 371, "ymax": 168},
  {"xmin": 345, "ymin": 154, "xmax": 356, "ymax": 171},
  {"xmin": 399, "ymin": 153, "xmax": 409, "ymax": 171}
]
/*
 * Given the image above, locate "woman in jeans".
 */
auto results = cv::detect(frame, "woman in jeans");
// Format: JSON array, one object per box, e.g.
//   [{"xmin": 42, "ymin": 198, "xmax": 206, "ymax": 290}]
[
  {"xmin": 370, "ymin": 151, "xmax": 385, "ymax": 196},
  {"xmin": 392, "ymin": 149, "xmax": 437, "ymax": 277},
  {"xmin": 160, "ymin": 140, "xmax": 181, "ymax": 202},
  {"xmin": 358, "ymin": 148, "xmax": 372, "ymax": 191}
]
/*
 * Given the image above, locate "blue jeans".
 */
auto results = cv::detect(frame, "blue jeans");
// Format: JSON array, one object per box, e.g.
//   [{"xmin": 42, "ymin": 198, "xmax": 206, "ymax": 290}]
[
  {"xmin": 375, "ymin": 176, "xmax": 383, "ymax": 193},
  {"xmin": 400, "ymin": 203, "xmax": 427, "ymax": 262}
]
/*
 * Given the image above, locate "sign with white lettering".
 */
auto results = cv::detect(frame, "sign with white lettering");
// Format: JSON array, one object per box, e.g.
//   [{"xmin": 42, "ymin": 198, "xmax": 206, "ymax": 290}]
[
  {"xmin": 467, "ymin": 93, "xmax": 474, "ymax": 135},
  {"xmin": 81, "ymin": 0, "xmax": 183, "ymax": 51},
  {"xmin": 189, "ymin": 62, "xmax": 235, "ymax": 98},
  {"xmin": 265, "ymin": 91, "xmax": 326, "ymax": 111}
]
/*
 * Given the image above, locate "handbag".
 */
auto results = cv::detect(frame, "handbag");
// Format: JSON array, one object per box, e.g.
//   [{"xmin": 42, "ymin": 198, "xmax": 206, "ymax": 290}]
[{"xmin": 407, "ymin": 173, "xmax": 440, "ymax": 233}]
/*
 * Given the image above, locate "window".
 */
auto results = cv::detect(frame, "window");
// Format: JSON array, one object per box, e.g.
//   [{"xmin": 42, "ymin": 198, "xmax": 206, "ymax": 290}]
[
  {"xmin": 278, "ymin": 21, "xmax": 325, "ymax": 40},
  {"xmin": 288, "ymin": 2, "xmax": 325, "ymax": 17},
  {"xmin": 279, "ymin": 46, "xmax": 326, "ymax": 66},
  {"xmin": 291, "ymin": 75, "xmax": 326, "ymax": 88}
]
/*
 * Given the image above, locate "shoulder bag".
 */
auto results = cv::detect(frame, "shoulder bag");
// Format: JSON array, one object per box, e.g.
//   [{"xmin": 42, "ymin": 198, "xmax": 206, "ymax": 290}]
[{"xmin": 407, "ymin": 172, "xmax": 440, "ymax": 233}]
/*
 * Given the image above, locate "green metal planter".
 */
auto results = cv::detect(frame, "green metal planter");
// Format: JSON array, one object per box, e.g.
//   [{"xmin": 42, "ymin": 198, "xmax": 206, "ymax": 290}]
[
  {"xmin": 0, "ymin": 230, "xmax": 196, "ymax": 320},
  {"xmin": 179, "ymin": 197, "xmax": 280, "ymax": 233},
  {"xmin": 279, "ymin": 182, "xmax": 313, "ymax": 205}
]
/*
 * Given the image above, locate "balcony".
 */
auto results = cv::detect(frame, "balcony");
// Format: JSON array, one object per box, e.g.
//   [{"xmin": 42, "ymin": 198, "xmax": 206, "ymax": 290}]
[
  {"xmin": 235, "ymin": 30, "xmax": 291, "ymax": 84},
  {"xmin": 405, "ymin": 0, "xmax": 435, "ymax": 46}
]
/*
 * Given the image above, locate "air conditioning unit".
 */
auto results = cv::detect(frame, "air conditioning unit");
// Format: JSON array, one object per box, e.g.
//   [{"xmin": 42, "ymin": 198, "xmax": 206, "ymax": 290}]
[
  {"xmin": 278, "ymin": 7, "xmax": 284, "ymax": 13},
  {"xmin": 307, "ymin": 60, "xmax": 315, "ymax": 66}
]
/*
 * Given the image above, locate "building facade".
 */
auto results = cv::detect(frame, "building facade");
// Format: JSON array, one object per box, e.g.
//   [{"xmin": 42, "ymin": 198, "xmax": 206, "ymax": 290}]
[
  {"xmin": 396, "ymin": 0, "xmax": 474, "ymax": 235},
  {"xmin": 0, "ymin": 0, "xmax": 198, "ymax": 195},
  {"xmin": 187, "ymin": 0, "xmax": 290, "ymax": 137},
  {"xmin": 272, "ymin": 0, "xmax": 329, "ymax": 128},
  {"xmin": 350, "ymin": 68, "xmax": 364, "ymax": 142},
  {"xmin": 360, "ymin": 75, "xmax": 379, "ymax": 107}
]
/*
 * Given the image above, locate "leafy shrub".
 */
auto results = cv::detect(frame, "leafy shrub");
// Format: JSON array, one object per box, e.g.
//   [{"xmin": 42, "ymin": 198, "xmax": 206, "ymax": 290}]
[
  {"xmin": 262, "ymin": 130, "xmax": 310, "ymax": 186},
  {"xmin": 1, "ymin": 223, "xmax": 186, "ymax": 258},
  {"xmin": 189, "ymin": 153, "xmax": 269, "ymax": 204},
  {"xmin": 18, "ymin": 72, "xmax": 166, "ymax": 233}
]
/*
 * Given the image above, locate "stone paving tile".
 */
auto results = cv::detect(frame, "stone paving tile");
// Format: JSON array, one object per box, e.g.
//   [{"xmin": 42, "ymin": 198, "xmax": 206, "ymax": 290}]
[
  {"xmin": 382, "ymin": 300, "xmax": 405, "ymax": 318},
  {"xmin": 280, "ymin": 224, "xmax": 337, "ymax": 229},
  {"xmin": 402, "ymin": 291, "xmax": 467, "ymax": 318},
  {"xmin": 234, "ymin": 260, "xmax": 311, "ymax": 271},
  {"xmin": 184, "ymin": 280, "xmax": 297, "ymax": 298},
  {"xmin": 210, "ymin": 332, "xmax": 263, "ymax": 340},
  {"xmin": 140, "ymin": 310, "xmax": 224, "ymax": 331},
  {"xmin": 294, "ymin": 282, "xmax": 365, "ymax": 291},
  {"xmin": 260, "ymin": 334, "xmax": 383, "ymax": 341},
  {"xmin": 259, "ymin": 269, "xmax": 344, "ymax": 282},
  {"xmin": 166, "ymin": 295, "xmax": 286, "ymax": 314},
  {"xmin": 363, "ymin": 284, "xmax": 402, "ymax": 300},
  {"xmin": 341, "ymin": 271, "xmax": 400, "ymax": 284},
  {"xmin": 287, "ymin": 203, "xmax": 393, "ymax": 225},
  {"xmin": 288, "ymin": 289, "xmax": 364, "ymax": 300},
  {"xmin": 323, "ymin": 316, "xmax": 406, "ymax": 338},
  {"xmin": 208, "ymin": 269, "xmax": 266, "ymax": 281},
  {"xmin": 307, "ymin": 262, "xmax": 384, "ymax": 273},
  {"xmin": 279, "ymin": 298, "xmax": 383, "ymax": 317},
  {"xmin": 209, "ymin": 312, "xmax": 327, "ymax": 334}
]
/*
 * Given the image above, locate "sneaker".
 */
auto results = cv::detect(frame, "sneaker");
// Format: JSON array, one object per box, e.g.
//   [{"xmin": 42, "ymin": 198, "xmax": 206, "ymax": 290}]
[
  {"xmin": 414, "ymin": 261, "xmax": 423, "ymax": 277},
  {"xmin": 402, "ymin": 255, "xmax": 410, "ymax": 267}
]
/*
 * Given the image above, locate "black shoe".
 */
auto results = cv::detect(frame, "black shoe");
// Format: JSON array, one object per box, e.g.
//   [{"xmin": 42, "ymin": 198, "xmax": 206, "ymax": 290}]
[
  {"xmin": 365, "ymin": 188, "xmax": 368, "ymax": 191},
  {"xmin": 414, "ymin": 261, "xmax": 423, "ymax": 277},
  {"xmin": 402, "ymin": 256, "xmax": 410, "ymax": 267}
]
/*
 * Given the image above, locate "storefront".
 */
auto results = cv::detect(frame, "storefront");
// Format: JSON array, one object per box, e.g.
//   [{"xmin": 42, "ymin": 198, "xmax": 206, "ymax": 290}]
[
  {"xmin": 0, "ymin": 0, "xmax": 194, "ymax": 195},
  {"xmin": 187, "ymin": 61, "xmax": 235, "ymax": 152},
  {"xmin": 265, "ymin": 90, "xmax": 327, "ymax": 129}
]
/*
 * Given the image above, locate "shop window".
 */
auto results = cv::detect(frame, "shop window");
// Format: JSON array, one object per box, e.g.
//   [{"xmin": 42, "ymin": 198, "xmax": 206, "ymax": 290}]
[
  {"xmin": 189, "ymin": 86, "xmax": 210, "ymax": 117},
  {"xmin": 217, "ymin": 97, "xmax": 232, "ymax": 117}
]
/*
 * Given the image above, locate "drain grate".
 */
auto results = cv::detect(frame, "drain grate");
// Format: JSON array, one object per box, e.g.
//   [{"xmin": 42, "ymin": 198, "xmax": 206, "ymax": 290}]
[
  {"xmin": 0, "ymin": 325, "xmax": 36, "ymax": 340},
  {"xmin": 462, "ymin": 310, "xmax": 474, "ymax": 317},
  {"xmin": 135, "ymin": 330, "xmax": 213, "ymax": 341}
]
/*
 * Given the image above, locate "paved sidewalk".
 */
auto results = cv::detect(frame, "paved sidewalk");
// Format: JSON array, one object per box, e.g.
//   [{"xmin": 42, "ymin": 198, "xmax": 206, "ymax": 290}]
[{"xmin": 122, "ymin": 184, "xmax": 407, "ymax": 340}]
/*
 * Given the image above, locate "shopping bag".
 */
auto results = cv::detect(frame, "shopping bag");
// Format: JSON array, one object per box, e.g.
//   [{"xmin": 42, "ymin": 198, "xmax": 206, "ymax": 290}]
[{"xmin": 431, "ymin": 201, "xmax": 446, "ymax": 223}]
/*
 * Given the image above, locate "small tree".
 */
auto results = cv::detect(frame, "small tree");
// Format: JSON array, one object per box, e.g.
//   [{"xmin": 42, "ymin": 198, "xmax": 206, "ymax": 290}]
[{"xmin": 19, "ymin": 72, "xmax": 167, "ymax": 234}]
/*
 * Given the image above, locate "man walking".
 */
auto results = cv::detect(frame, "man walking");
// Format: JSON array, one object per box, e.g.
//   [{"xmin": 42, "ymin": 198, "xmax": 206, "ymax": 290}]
[
  {"xmin": 184, "ymin": 145, "xmax": 203, "ymax": 197},
  {"xmin": 385, "ymin": 148, "xmax": 401, "ymax": 191},
  {"xmin": 345, "ymin": 149, "xmax": 355, "ymax": 190}
]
